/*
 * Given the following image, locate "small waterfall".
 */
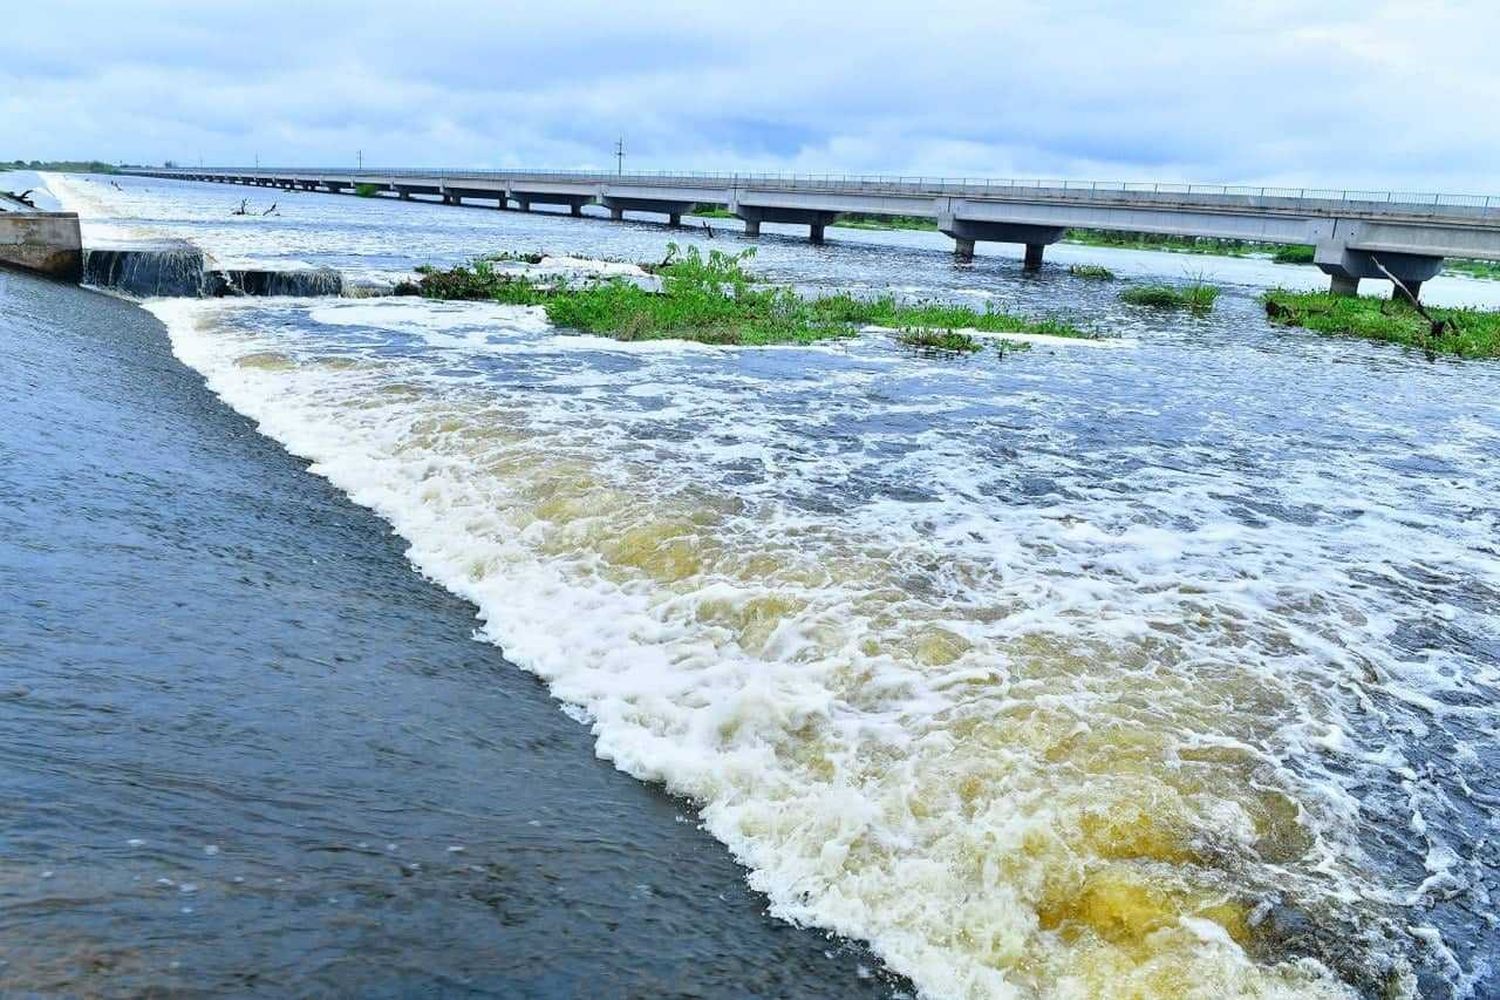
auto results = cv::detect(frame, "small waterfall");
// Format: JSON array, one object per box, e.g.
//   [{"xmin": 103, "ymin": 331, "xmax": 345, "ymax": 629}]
[
  {"xmin": 82, "ymin": 241, "xmax": 208, "ymax": 296},
  {"xmin": 82, "ymin": 240, "xmax": 344, "ymax": 299}
]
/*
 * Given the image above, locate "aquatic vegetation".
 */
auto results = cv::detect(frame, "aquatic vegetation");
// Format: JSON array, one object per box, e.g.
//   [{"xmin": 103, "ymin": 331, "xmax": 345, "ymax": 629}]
[
  {"xmin": 1069, "ymin": 263, "xmax": 1116, "ymax": 279},
  {"xmin": 894, "ymin": 328, "xmax": 983, "ymax": 353},
  {"xmin": 1263, "ymin": 290, "xmax": 1500, "ymax": 357},
  {"xmin": 1443, "ymin": 258, "xmax": 1500, "ymax": 280},
  {"xmin": 1066, "ymin": 229, "xmax": 1255, "ymax": 257},
  {"xmin": 833, "ymin": 214, "xmax": 939, "ymax": 232},
  {"xmin": 482, "ymin": 249, "xmax": 547, "ymax": 264},
  {"xmin": 413, "ymin": 260, "xmax": 545, "ymax": 304},
  {"xmin": 1120, "ymin": 281, "xmax": 1220, "ymax": 314},
  {"xmin": 354, "ymin": 182, "xmax": 380, "ymax": 198},
  {"xmin": 1271, "ymin": 245, "xmax": 1316, "ymax": 264},
  {"xmin": 413, "ymin": 245, "xmax": 1094, "ymax": 346}
]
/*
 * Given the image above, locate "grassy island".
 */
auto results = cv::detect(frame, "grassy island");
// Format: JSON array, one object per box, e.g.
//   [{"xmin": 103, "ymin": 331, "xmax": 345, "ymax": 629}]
[
  {"xmin": 1120, "ymin": 282, "xmax": 1220, "ymax": 314},
  {"xmin": 1263, "ymin": 291, "xmax": 1500, "ymax": 358},
  {"xmin": 410, "ymin": 245, "xmax": 1095, "ymax": 346}
]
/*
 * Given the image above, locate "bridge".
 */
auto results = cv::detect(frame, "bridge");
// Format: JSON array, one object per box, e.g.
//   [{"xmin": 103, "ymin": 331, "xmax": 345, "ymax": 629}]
[{"xmin": 123, "ymin": 167, "xmax": 1500, "ymax": 299}]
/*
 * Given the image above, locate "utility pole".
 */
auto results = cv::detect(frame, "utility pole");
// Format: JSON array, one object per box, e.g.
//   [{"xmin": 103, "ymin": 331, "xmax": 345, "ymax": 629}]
[
  {"xmin": 615, "ymin": 136, "xmax": 624, "ymax": 176},
  {"xmin": 255, "ymin": 152, "xmax": 260, "ymax": 170},
  {"xmin": 357, "ymin": 149, "xmax": 363, "ymax": 171}
]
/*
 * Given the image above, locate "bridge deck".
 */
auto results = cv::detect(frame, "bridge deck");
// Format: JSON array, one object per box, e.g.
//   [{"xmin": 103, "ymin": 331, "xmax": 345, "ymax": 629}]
[{"xmin": 121, "ymin": 167, "xmax": 1500, "ymax": 295}]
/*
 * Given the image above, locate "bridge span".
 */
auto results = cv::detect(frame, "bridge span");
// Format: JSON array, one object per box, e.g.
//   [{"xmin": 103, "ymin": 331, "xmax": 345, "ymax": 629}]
[{"xmin": 123, "ymin": 167, "xmax": 1500, "ymax": 300}]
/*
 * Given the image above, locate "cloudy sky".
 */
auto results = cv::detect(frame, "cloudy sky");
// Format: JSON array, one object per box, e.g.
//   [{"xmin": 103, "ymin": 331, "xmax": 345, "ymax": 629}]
[{"xmin": 6, "ymin": 0, "xmax": 1498, "ymax": 192}]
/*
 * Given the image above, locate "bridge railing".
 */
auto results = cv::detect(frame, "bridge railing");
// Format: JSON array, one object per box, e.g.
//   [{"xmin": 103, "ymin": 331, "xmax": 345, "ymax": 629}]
[{"xmin": 126, "ymin": 167, "xmax": 1500, "ymax": 214}]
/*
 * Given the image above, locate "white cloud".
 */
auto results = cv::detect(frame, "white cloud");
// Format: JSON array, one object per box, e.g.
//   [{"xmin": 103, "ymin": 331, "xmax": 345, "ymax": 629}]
[{"xmin": 5, "ymin": 0, "xmax": 1499, "ymax": 192}]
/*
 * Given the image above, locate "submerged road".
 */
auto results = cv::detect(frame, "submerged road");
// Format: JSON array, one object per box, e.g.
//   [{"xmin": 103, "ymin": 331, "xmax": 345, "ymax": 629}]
[{"xmin": 0, "ymin": 271, "xmax": 900, "ymax": 998}]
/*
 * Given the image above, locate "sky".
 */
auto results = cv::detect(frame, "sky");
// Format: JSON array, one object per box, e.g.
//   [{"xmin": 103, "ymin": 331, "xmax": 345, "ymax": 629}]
[{"xmin": 5, "ymin": 0, "xmax": 1499, "ymax": 193}]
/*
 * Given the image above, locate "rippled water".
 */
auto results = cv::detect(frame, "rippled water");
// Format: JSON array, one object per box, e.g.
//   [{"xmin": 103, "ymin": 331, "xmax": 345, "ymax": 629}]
[{"xmin": 42, "ymin": 172, "xmax": 1500, "ymax": 999}]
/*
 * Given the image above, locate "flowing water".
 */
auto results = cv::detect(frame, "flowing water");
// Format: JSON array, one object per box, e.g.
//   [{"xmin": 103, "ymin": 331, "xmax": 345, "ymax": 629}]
[{"xmin": 37, "ymin": 173, "xmax": 1500, "ymax": 999}]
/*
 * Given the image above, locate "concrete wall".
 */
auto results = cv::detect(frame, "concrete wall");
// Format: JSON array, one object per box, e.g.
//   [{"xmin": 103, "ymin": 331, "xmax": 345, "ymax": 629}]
[{"xmin": 0, "ymin": 213, "xmax": 83, "ymax": 282}]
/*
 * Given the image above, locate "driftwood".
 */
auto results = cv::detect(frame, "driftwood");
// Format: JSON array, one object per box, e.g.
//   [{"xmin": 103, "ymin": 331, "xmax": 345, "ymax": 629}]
[
  {"xmin": 702, "ymin": 220, "xmax": 715, "ymax": 239},
  {"xmin": 231, "ymin": 198, "xmax": 250, "ymax": 216},
  {"xmin": 262, "ymin": 202, "xmax": 278, "ymax": 216},
  {"xmin": 1370, "ymin": 254, "xmax": 1451, "ymax": 359},
  {"xmin": 2, "ymin": 189, "xmax": 37, "ymax": 207}
]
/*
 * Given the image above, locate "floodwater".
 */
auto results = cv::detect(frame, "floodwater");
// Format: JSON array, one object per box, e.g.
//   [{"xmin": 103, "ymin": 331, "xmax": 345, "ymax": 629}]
[{"xmin": 11, "ymin": 171, "xmax": 1500, "ymax": 999}]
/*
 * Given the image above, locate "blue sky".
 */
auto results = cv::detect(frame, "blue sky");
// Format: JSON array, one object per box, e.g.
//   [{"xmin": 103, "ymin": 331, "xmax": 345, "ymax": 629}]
[{"xmin": 5, "ymin": 0, "xmax": 1499, "ymax": 192}]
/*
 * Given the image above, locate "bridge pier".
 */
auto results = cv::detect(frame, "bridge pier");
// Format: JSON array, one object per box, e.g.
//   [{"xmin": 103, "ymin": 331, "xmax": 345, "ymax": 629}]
[
  {"xmin": 1316, "ymin": 242, "xmax": 1443, "ymax": 302},
  {"xmin": 733, "ymin": 205, "xmax": 838, "ymax": 245},
  {"xmin": 570, "ymin": 203, "xmax": 582, "ymax": 217},
  {"xmin": 610, "ymin": 206, "xmax": 624, "ymax": 221},
  {"xmin": 939, "ymin": 215, "xmax": 1066, "ymax": 271},
  {"xmin": 600, "ymin": 195, "xmax": 695, "ymax": 227}
]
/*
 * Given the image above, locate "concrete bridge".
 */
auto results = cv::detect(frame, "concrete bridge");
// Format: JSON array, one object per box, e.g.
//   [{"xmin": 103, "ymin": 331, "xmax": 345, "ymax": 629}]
[{"xmin": 123, "ymin": 167, "xmax": 1500, "ymax": 299}]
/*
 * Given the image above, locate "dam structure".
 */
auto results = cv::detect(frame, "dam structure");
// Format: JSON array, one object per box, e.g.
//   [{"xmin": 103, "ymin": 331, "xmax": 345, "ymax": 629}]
[{"xmin": 125, "ymin": 167, "xmax": 1500, "ymax": 300}]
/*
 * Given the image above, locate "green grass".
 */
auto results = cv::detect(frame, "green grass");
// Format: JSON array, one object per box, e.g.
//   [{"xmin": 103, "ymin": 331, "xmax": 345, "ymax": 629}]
[
  {"xmin": 1066, "ymin": 229, "xmax": 1255, "ymax": 257},
  {"xmin": 832, "ymin": 214, "xmax": 939, "ymax": 232},
  {"xmin": 354, "ymin": 182, "xmax": 380, "ymax": 197},
  {"xmin": 690, "ymin": 205, "xmax": 738, "ymax": 219},
  {"xmin": 895, "ymin": 329, "xmax": 983, "ymax": 353},
  {"xmin": 1120, "ymin": 281, "xmax": 1220, "ymax": 314},
  {"xmin": 1272, "ymin": 245, "xmax": 1316, "ymax": 264},
  {"xmin": 413, "ymin": 244, "xmax": 1095, "ymax": 346},
  {"xmin": 413, "ymin": 261, "xmax": 546, "ymax": 304},
  {"xmin": 1443, "ymin": 259, "xmax": 1500, "ymax": 280},
  {"xmin": 1068, "ymin": 264, "xmax": 1116, "ymax": 280},
  {"xmin": 1263, "ymin": 290, "xmax": 1500, "ymax": 358}
]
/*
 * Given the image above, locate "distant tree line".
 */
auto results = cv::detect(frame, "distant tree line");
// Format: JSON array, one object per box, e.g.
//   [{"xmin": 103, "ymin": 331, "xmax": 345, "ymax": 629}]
[{"xmin": 6, "ymin": 159, "xmax": 122, "ymax": 174}]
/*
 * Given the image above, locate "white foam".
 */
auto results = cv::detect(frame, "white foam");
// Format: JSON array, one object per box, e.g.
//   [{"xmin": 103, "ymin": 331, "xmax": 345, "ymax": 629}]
[{"xmin": 141, "ymin": 293, "xmax": 1486, "ymax": 999}]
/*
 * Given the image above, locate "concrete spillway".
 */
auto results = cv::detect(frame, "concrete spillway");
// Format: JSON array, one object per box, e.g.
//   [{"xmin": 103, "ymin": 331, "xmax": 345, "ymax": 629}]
[
  {"xmin": 125, "ymin": 166, "xmax": 1500, "ymax": 300},
  {"xmin": 78, "ymin": 241, "xmax": 344, "ymax": 298}
]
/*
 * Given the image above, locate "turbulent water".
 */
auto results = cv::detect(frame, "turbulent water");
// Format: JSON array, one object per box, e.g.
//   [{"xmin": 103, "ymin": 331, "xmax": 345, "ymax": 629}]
[{"xmin": 41, "ymin": 172, "xmax": 1500, "ymax": 999}]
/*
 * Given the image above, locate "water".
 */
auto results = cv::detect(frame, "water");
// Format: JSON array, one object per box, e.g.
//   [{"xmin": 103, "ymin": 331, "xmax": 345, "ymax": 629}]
[
  {"xmin": 0, "ymin": 268, "xmax": 898, "ymax": 998},
  {"xmin": 25, "ymin": 172, "xmax": 1500, "ymax": 998}
]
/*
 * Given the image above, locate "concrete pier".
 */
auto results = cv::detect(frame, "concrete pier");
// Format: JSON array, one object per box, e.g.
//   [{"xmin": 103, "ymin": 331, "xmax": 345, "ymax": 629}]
[
  {"xmin": 126, "ymin": 167, "xmax": 1500, "ymax": 299},
  {"xmin": 0, "ymin": 209, "xmax": 83, "ymax": 282}
]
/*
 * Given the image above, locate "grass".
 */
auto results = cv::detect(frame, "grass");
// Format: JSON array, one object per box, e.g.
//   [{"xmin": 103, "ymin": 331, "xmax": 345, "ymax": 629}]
[
  {"xmin": 833, "ymin": 214, "xmax": 938, "ymax": 232},
  {"xmin": 413, "ymin": 243, "xmax": 1096, "ymax": 346},
  {"xmin": 412, "ymin": 260, "xmax": 546, "ymax": 304},
  {"xmin": 1263, "ymin": 290, "xmax": 1500, "ymax": 358},
  {"xmin": 1444, "ymin": 259, "xmax": 1500, "ymax": 280},
  {"xmin": 895, "ymin": 328, "xmax": 982, "ymax": 353},
  {"xmin": 354, "ymin": 182, "xmax": 380, "ymax": 197},
  {"xmin": 1066, "ymin": 229, "xmax": 1255, "ymax": 257},
  {"xmin": 1272, "ymin": 245, "xmax": 1316, "ymax": 264},
  {"xmin": 1120, "ymin": 281, "xmax": 1220, "ymax": 314},
  {"xmin": 690, "ymin": 205, "xmax": 738, "ymax": 219},
  {"xmin": 1068, "ymin": 264, "xmax": 1116, "ymax": 280}
]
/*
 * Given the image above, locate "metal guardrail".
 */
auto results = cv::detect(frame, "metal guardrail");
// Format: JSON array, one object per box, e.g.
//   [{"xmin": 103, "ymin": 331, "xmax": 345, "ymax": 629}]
[{"xmin": 127, "ymin": 167, "xmax": 1500, "ymax": 215}]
